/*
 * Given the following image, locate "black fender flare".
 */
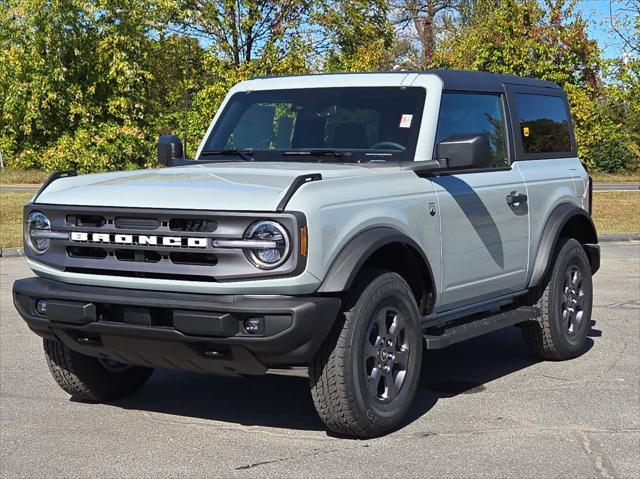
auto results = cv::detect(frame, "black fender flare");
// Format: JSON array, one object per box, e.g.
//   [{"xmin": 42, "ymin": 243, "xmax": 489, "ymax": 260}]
[
  {"xmin": 316, "ymin": 227, "xmax": 436, "ymax": 299},
  {"xmin": 528, "ymin": 203, "xmax": 598, "ymax": 288}
]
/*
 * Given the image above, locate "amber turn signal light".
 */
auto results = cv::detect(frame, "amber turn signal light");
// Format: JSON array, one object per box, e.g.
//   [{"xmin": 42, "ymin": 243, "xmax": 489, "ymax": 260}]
[{"xmin": 300, "ymin": 226, "xmax": 308, "ymax": 257}]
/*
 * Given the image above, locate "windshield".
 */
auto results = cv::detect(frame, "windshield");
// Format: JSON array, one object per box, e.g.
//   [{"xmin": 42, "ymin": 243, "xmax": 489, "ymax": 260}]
[{"xmin": 201, "ymin": 87, "xmax": 426, "ymax": 162}]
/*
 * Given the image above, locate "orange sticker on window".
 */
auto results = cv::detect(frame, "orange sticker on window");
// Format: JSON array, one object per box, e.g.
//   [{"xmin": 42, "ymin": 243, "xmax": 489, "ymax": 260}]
[{"xmin": 523, "ymin": 126, "xmax": 530, "ymax": 137}]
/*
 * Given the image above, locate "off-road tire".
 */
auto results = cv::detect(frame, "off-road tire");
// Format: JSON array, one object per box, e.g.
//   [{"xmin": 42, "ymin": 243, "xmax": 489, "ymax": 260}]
[
  {"xmin": 309, "ymin": 270, "xmax": 423, "ymax": 437},
  {"xmin": 521, "ymin": 238, "xmax": 593, "ymax": 360},
  {"xmin": 43, "ymin": 338, "xmax": 153, "ymax": 401}
]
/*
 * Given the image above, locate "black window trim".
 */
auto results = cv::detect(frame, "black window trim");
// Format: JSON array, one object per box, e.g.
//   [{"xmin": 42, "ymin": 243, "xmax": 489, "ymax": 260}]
[
  {"xmin": 430, "ymin": 90, "xmax": 514, "ymax": 172},
  {"xmin": 504, "ymin": 84, "xmax": 577, "ymax": 161}
]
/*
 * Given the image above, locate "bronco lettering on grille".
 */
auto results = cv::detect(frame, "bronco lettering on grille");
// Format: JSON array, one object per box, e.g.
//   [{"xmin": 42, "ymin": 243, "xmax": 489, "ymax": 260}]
[{"xmin": 70, "ymin": 232, "xmax": 207, "ymax": 248}]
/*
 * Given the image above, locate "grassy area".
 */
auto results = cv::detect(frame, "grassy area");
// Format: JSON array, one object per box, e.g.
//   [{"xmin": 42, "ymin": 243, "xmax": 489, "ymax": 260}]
[
  {"xmin": 591, "ymin": 191, "xmax": 640, "ymax": 234},
  {"xmin": 0, "ymin": 191, "xmax": 32, "ymax": 249},
  {"xmin": 0, "ymin": 190, "xmax": 638, "ymax": 250},
  {"xmin": 0, "ymin": 168, "xmax": 49, "ymax": 185},
  {"xmin": 590, "ymin": 172, "xmax": 640, "ymax": 183}
]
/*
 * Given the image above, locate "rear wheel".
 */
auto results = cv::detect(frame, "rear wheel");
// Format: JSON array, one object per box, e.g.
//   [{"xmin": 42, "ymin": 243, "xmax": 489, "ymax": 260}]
[
  {"xmin": 44, "ymin": 338, "xmax": 153, "ymax": 401},
  {"xmin": 521, "ymin": 238, "xmax": 593, "ymax": 360},
  {"xmin": 309, "ymin": 271, "xmax": 423, "ymax": 437}
]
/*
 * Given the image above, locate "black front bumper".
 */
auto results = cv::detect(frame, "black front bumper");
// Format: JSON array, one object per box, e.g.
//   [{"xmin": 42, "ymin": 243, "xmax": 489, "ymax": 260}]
[{"xmin": 13, "ymin": 277, "xmax": 341, "ymax": 375}]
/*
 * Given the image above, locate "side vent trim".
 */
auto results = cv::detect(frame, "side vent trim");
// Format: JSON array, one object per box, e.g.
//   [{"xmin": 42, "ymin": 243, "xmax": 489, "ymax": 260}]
[
  {"xmin": 276, "ymin": 174, "xmax": 322, "ymax": 212},
  {"xmin": 33, "ymin": 170, "xmax": 77, "ymax": 203}
]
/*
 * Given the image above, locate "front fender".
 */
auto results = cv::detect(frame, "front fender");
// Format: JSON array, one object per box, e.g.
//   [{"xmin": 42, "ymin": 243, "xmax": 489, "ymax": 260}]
[{"xmin": 316, "ymin": 227, "xmax": 435, "ymax": 295}]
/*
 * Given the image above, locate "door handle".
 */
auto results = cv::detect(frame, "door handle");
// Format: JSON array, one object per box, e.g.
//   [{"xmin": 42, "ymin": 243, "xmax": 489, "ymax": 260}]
[{"xmin": 506, "ymin": 193, "xmax": 528, "ymax": 206}]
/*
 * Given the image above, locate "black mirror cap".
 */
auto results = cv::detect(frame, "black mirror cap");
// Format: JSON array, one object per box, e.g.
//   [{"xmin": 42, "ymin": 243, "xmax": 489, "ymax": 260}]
[
  {"xmin": 435, "ymin": 133, "xmax": 491, "ymax": 170},
  {"xmin": 157, "ymin": 135, "xmax": 184, "ymax": 166}
]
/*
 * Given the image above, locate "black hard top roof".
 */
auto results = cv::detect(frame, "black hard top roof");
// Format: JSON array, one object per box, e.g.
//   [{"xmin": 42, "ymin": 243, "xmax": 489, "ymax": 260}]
[
  {"xmin": 427, "ymin": 69, "xmax": 560, "ymax": 91},
  {"xmin": 253, "ymin": 69, "xmax": 561, "ymax": 92}
]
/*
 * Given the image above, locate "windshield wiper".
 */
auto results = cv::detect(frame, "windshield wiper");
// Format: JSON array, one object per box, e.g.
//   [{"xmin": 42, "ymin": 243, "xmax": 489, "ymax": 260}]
[
  {"xmin": 282, "ymin": 149, "xmax": 358, "ymax": 162},
  {"xmin": 199, "ymin": 149, "xmax": 254, "ymax": 161}
]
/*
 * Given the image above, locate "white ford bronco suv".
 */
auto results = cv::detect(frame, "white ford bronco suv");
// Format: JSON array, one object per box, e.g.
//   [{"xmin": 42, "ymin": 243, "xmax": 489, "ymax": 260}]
[{"xmin": 14, "ymin": 70, "xmax": 600, "ymax": 437}]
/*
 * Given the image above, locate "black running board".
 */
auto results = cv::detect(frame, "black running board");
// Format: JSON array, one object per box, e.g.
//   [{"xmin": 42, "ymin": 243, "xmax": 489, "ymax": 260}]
[{"xmin": 422, "ymin": 306, "xmax": 540, "ymax": 350}]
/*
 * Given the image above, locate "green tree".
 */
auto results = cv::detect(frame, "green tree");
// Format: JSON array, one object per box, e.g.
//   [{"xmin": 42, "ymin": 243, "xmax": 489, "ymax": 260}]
[
  {"xmin": 0, "ymin": 0, "xmax": 168, "ymax": 171},
  {"xmin": 147, "ymin": 34, "xmax": 210, "ymax": 157},
  {"xmin": 3, "ymin": 0, "xmax": 635, "ymax": 174},
  {"xmin": 606, "ymin": 0, "xmax": 640, "ymax": 168},
  {"xmin": 432, "ymin": 0, "xmax": 635, "ymax": 172},
  {"xmin": 175, "ymin": 0, "xmax": 396, "ymax": 143},
  {"xmin": 319, "ymin": 0, "xmax": 395, "ymax": 72},
  {"xmin": 1, "ymin": 0, "xmax": 99, "ymax": 161},
  {"xmin": 164, "ymin": 1, "xmax": 315, "ymax": 144},
  {"xmin": 185, "ymin": 40, "xmax": 313, "ymax": 147},
  {"xmin": 175, "ymin": 0, "xmax": 312, "ymax": 67}
]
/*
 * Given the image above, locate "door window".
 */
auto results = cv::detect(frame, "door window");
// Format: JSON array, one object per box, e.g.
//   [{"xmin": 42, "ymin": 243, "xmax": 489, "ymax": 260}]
[{"xmin": 436, "ymin": 93, "xmax": 508, "ymax": 168}]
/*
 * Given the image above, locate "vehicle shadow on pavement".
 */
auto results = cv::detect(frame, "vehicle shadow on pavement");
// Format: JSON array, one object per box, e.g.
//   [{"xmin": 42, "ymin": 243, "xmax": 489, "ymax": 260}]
[
  {"xmin": 113, "ymin": 368, "xmax": 325, "ymax": 431},
  {"xmin": 110, "ymin": 325, "xmax": 595, "ymax": 433},
  {"xmin": 408, "ymin": 324, "xmax": 596, "ymax": 425},
  {"xmin": 408, "ymin": 326, "xmax": 536, "ymax": 423}
]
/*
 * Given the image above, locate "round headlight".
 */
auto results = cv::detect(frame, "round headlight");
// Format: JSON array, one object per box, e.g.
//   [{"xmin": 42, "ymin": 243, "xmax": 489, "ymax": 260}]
[
  {"xmin": 26, "ymin": 211, "xmax": 51, "ymax": 254},
  {"xmin": 244, "ymin": 221, "xmax": 290, "ymax": 269}
]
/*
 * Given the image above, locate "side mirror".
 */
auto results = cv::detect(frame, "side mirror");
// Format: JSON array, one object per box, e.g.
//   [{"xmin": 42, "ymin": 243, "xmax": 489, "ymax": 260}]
[
  {"xmin": 157, "ymin": 135, "xmax": 183, "ymax": 166},
  {"xmin": 435, "ymin": 134, "xmax": 491, "ymax": 169}
]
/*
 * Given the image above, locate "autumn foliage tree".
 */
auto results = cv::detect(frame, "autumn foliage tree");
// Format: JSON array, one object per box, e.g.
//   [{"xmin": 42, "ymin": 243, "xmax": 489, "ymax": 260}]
[
  {"xmin": 0, "ymin": 0, "xmax": 637, "ymax": 173},
  {"xmin": 1, "ymin": 0, "xmax": 395, "ymax": 171},
  {"xmin": 432, "ymin": 0, "xmax": 638, "ymax": 172},
  {"xmin": 0, "ymin": 0, "xmax": 168, "ymax": 171}
]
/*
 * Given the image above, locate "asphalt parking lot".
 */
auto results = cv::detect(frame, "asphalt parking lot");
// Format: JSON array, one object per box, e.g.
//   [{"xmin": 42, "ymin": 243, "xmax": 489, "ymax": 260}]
[{"xmin": 1, "ymin": 242, "xmax": 639, "ymax": 478}]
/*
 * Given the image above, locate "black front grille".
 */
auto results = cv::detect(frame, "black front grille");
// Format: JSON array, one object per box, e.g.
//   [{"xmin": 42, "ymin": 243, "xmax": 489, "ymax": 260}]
[
  {"xmin": 66, "ymin": 214, "xmax": 106, "ymax": 228},
  {"xmin": 67, "ymin": 246, "xmax": 108, "ymax": 259},
  {"xmin": 169, "ymin": 218, "xmax": 217, "ymax": 232},
  {"xmin": 114, "ymin": 217, "xmax": 160, "ymax": 230},
  {"xmin": 169, "ymin": 252, "xmax": 218, "ymax": 266},
  {"xmin": 114, "ymin": 249, "xmax": 162, "ymax": 263}
]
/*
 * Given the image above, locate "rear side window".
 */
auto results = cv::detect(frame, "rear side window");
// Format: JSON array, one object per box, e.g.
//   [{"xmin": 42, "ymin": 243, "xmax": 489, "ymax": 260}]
[
  {"xmin": 436, "ymin": 93, "xmax": 508, "ymax": 168},
  {"xmin": 515, "ymin": 94, "xmax": 572, "ymax": 154}
]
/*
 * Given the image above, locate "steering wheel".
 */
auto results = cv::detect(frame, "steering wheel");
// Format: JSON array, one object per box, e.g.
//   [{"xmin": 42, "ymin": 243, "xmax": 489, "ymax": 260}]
[{"xmin": 369, "ymin": 141, "xmax": 406, "ymax": 151}]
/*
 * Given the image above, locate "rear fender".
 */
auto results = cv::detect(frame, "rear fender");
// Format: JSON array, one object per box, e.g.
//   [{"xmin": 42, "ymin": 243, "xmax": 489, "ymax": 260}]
[{"xmin": 528, "ymin": 203, "xmax": 598, "ymax": 288}]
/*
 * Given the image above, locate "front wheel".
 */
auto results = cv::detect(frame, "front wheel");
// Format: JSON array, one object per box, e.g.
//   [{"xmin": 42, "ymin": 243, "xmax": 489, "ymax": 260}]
[{"xmin": 309, "ymin": 271, "xmax": 423, "ymax": 437}]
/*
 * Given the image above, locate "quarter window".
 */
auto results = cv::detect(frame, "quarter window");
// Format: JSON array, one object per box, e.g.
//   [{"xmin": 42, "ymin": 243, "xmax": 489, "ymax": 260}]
[
  {"xmin": 436, "ymin": 93, "xmax": 508, "ymax": 167},
  {"xmin": 514, "ymin": 94, "xmax": 572, "ymax": 154}
]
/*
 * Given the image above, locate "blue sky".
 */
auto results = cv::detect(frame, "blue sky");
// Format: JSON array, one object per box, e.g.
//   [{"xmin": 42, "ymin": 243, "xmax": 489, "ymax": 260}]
[{"xmin": 574, "ymin": 0, "xmax": 629, "ymax": 58}]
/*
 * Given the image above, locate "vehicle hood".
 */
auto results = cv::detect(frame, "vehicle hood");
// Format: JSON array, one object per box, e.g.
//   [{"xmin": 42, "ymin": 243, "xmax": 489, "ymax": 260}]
[{"xmin": 35, "ymin": 162, "xmax": 382, "ymax": 211}]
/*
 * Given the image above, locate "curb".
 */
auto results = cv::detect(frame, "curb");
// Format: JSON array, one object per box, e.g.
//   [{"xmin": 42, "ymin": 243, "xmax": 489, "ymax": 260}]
[
  {"xmin": 599, "ymin": 233, "xmax": 640, "ymax": 242},
  {"xmin": 0, "ymin": 247, "xmax": 24, "ymax": 258},
  {"xmin": 593, "ymin": 183, "xmax": 640, "ymax": 191}
]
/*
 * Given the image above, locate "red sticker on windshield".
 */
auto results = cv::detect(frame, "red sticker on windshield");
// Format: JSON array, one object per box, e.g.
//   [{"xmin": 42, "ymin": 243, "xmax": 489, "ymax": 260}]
[{"xmin": 399, "ymin": 114, "xmax": 413, "ymax": 128}]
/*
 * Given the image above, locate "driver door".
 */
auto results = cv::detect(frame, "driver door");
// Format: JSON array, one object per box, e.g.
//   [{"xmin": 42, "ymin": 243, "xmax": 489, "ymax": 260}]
[{"xmin": 429, "ymin": 92, "xmax": 530, "ymax": 310}]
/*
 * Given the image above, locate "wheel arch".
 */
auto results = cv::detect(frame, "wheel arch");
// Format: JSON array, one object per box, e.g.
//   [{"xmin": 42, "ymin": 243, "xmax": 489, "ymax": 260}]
[
  {"xmin": 528, "ymin": 203, "xmax": 599, "ymax": 288},
  {"xmin": 317, "ymin": 227, "xmax": 436, "ymax": 315}
]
